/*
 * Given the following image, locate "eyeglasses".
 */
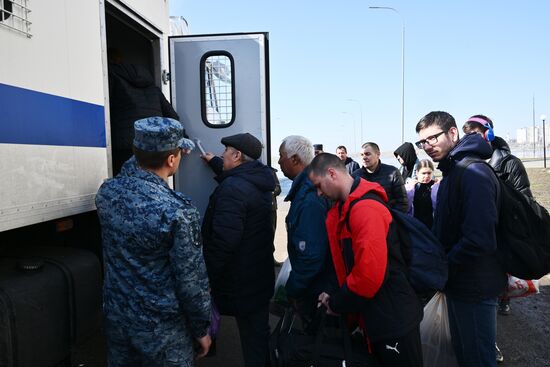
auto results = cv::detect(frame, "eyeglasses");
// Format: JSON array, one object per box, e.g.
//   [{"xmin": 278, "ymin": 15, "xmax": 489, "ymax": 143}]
[{"xmin": 415, "ymin": 131, "xmax": 447, "ymax": 149}]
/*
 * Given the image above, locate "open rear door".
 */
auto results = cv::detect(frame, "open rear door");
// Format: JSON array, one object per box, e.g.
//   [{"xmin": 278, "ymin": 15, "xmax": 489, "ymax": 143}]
[{"xmin": 169, "ymin": 33, "xmax": 270, "ymax": 216}]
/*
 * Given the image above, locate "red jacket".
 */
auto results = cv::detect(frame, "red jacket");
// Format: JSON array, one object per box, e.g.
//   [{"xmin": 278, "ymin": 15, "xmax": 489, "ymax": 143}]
[
  {"xmin": 327, "ymin": 179, "xmax": 390, "ymax": 298},
  {"xmin": 326, "ymin": 178, "xmax": 422, "ymax": 341}
]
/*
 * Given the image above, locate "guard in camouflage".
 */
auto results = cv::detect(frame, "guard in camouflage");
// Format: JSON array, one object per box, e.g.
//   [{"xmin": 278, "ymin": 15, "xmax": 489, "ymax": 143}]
[{"xmin": 96, "ymin": 117, "xmax": 211, "ymax": 367}]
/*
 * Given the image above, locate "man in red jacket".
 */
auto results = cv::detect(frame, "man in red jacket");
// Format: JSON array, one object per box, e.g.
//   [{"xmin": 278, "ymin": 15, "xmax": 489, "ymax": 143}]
[{"xmin": 309, "ymin": 153, "xmax": 423, "ymax": 367}]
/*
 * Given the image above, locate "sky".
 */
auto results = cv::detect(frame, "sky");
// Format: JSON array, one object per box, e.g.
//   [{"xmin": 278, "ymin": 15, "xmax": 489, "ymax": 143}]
[{"xmin": 170, "ymin": 0, "xmax": 550, "ymax": 156}]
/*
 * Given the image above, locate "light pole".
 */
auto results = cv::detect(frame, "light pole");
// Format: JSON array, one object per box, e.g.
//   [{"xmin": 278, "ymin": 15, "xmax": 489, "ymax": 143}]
[
  {"xmin": 542, "ymin": 114, "xmax": 547, "ymax": 168},
  {"xmin": 533, "ymin": 95, "xmax": 536, "ymax": 158},
  {"xmin": 369, "ymin": 6, "xmax": 405, "ymax": 143},
  {"xmin": 346, "ymin": 99, "xmax": 364, "ymax": 145}
]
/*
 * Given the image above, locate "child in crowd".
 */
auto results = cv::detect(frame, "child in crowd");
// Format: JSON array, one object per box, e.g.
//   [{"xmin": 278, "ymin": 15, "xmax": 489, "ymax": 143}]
[{"xmin": 406, "ymin": 159, "xmax": 439, "ymax": 229}]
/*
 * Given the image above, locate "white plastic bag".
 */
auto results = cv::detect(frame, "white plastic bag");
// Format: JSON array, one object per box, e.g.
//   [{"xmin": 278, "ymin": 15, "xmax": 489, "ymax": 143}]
[
  {"xmin": 505, "ymin": 275, "xmax": 540, "ymax": 298},
  {"xmin": 419, "ymin": 292, "xmax": 459, "ymax": 367},
  {"xmin": 273, "ymin": 258, "xmax": 292, "ymax": 305}
]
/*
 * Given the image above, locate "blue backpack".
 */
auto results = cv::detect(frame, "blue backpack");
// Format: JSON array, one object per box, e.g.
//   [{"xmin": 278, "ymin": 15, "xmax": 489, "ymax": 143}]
[{"xmin": 345, "ymin": 192, "xmax": 448, "ymax": 293}]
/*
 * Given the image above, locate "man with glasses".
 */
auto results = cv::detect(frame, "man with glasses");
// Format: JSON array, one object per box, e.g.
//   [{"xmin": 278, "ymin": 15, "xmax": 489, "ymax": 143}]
[
  {"xmin": 352, "ymin": 142, "xmax": 408, "ymax": 212},
  {"xmin": 415, "ymin": 111, "xmax": 507, "ymax": 367}
]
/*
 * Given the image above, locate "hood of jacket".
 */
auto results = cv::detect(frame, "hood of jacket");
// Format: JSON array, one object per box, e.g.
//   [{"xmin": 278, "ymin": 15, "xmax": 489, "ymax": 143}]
[
  {"xmin": 438, "ymin": 133, "xmax": 493, "ymax": 175},
  {"xmin": 393, "ymin": 142, "xmax": 418, "ymax": 173},
  {"xmin": 110, "ymin": 63, "xmax": 154, "ymax": 88},
  {"xmin": 215, "ymin": 160, "xmax": 276, "ymax": 192},
  {"xmin": 491, "ymin": 136, "xmax": 511, "ymax": 154}
]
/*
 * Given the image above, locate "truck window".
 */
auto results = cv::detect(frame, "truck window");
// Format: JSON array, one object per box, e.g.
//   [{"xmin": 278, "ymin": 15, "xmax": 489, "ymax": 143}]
[
  {"xmin": 0, "ymin": 0, "xmax": 32, "ymax": 38},
  {"xmin": 1, "ymin": 0, "xmax": 12, "ymax": 21},
  {"xmin": 201, "ymin": 52, "xmax": 235, "ymax": 127}
]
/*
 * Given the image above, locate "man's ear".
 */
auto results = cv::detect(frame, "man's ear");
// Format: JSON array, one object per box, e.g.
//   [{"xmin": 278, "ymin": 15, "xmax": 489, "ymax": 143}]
[
  {"xmin": 449, "ymin": 126, "xmax": 460, "ymax": 143},
  {"xmin": 166, "ymin": 151, "xmax": 179, "ymax": 168}
]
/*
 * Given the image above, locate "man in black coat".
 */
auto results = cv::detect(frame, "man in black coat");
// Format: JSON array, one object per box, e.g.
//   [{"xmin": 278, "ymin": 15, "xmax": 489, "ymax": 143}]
[
  {"xmin": 201, "ymin": 133, "xmax": 276, "ymax": 367},
  {"xmin": 393, "ymin": 142, "xmax": 419, "ymax": 182},
  {"xmin": 352, "ymin": 142, "xmax": 408, "ymax": 212},
  {"xmin": 336, "ymin": 145, "xmax": 360, "ymax": 174},
  {"xmin": 463, "ymin": 114, "xmax": 532, "ymax": 198},
  {"xmin": 108, "ymin": 60, "xmax": 181, "ymax": 175}
]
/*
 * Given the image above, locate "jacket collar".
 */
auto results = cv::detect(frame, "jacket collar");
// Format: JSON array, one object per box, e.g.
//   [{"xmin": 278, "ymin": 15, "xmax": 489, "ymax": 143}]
[
  {"xmin": 335, "ymin": 178, "xmax": 388, "ymax": 223},
  {"xmin": 285, "ymin": 167, "xmax": 312, "ymax": 202},
  {"xmin": 121, "ymin": 157, "xmax": 171, "ymax": 190}
]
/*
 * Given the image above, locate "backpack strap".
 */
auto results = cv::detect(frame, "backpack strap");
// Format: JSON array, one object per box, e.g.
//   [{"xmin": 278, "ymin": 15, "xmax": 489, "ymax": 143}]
[
  {"xmin": 452, "ymin": 158, "xmax": 502, "ymax": 223},
  {"xmin": 344, "ymin": 192, "xmax": 387, "ymax": 232}
]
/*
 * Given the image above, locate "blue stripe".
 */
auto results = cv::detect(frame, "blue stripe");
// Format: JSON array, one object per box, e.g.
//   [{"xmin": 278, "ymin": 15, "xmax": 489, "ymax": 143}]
[{"xmin": 0, "ymin": 83, "xmax": 106, "ymax": 147}]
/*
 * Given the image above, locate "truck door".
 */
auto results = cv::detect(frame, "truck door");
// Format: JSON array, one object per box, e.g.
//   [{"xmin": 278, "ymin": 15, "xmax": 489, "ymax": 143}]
[{"xmin": 169, "ymin": 33, "xmax": 270, "ymax": 217}]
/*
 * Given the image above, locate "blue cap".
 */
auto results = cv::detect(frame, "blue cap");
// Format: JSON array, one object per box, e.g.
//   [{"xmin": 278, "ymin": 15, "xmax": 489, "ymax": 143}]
[{"xmin": 133, "ymin": 117, "xmax": 195, "ymax": 152}]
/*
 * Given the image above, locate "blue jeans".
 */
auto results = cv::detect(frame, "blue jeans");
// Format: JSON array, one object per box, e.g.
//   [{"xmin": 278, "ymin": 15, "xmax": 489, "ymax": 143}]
[{"xmin": 446, "ymin": 295, "xmax": 498, "ymax": 367}]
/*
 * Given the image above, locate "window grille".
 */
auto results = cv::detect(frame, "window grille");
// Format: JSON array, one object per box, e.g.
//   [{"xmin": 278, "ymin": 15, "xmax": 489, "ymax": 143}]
[
  {"xmin": 0, "ymin": 0, "xmax": 32, "ymax": 38},
  {"xmin": 201, "ymin": 53, "xmax": 235, "ymax": 126}
]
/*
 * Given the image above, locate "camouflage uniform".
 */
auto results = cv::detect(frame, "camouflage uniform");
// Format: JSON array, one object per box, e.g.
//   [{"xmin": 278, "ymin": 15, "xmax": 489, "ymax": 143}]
[{"xmin": 96, "ymin": 117, "xmax": 209, "ymax": 367}]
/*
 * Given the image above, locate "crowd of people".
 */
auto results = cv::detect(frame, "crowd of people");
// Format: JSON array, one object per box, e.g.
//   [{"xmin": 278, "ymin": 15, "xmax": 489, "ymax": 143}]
[{"xmin": 94, "ymin": 109, "xmax": 535, "ymax": 367}]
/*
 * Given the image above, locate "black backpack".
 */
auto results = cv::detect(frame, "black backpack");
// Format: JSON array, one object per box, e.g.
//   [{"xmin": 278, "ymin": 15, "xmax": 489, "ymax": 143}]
[
  {"xmin": 345, "ymin": 193, "xmax": 448, "ymax": 293},
  {"xmin": 455, "ymin": 159, "xmax": 550, "ymax": 280}
]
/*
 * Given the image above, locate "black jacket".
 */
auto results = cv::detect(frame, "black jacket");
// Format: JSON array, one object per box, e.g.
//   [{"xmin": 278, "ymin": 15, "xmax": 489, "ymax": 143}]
[
  {"xmin": 434, "ymin": 133, "xmax": 507, "ymax": 301},
  {"xmin": 202, "ymin": 160, "xmax": 276, "ymax": 316},
  {"xmin": 393, "ymin": 142, "xmax": 418, "ymax": 179},
  {"xmin": 489, "ymin": 136, "xmax": 532, "ymax": 197},
  {"xmin": 109, "ymin": 63, "xmax": 180, "ymax": 150},
  {"xmin": 344, "ymin": 157, "xmax": 360, "ymax": 175},
  {"xmin": 351, "ymin": 162, "xmax": 408, "ymax": 212}
]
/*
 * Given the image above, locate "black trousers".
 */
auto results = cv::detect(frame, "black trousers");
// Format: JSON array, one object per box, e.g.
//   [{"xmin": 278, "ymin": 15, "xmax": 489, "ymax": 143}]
[
  {"xmin": 370, "ymin": 325, "xmax": 423, "ymax": 367},
  {"xmin": 235, "ymin": 303, "xmax": 270, "ymax": 367}
]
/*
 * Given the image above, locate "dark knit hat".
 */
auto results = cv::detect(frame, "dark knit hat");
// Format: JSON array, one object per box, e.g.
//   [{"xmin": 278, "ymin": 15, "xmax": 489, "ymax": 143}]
[
  {"xmin": 221, "ymin": 133, "xmax": 263, "ymax": 160},
  {"xmin": 313, "ymin": 144, "xmax": 323, "ymax": 151}
]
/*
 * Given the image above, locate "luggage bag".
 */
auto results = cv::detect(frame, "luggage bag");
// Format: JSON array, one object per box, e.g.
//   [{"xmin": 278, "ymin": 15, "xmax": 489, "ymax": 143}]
[
  {"xmin": 270, "ymin": 307, "xmax": 380, "ymax": 367},
  {"xmin": 0, "ymin": 246, "xmax": 102, "ymax": 367}
]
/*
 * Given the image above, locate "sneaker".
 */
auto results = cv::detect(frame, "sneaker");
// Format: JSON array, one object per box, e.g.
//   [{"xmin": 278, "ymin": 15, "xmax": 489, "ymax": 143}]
[
  {"xmin": 495, "ymin": 343, "xmax": 504, "ymax": 363},
  {"xmin": 498, "ymin": 300, "xmax": 511, "ymax": 316}
]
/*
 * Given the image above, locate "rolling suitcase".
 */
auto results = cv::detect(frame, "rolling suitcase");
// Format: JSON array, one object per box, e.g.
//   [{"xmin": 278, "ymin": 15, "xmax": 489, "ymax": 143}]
[{"xmin": 0, "ymin": 246, "xmax": 102, "ymax": 367}]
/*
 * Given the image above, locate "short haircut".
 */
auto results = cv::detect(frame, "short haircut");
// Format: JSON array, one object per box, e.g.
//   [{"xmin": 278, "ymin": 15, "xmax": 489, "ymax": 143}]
[
  {"xmin": 309, "ymin": 153, "xmax": 346, "ymax": 177},
  {"xmin": 416, "ymin": 111, "xmax": 457, "ymax": 133},
  {"xmin": 240, "ymin": 152, "xmax": 254, "ymax": 163},
  {"xmin": 281, "ymin": 135, "xmax": 314, "ymax": 165},
  {"xmin": 336, "ymin": 145, "xmax": 347, "ymax": 153},
  {"xmin": 133, "ymin": 146, "xmax": 180, "ymax": 169},
  {"xmin": 415, "ymin": 159, "xmax": 434, "ymax": 172},
  {"xmin": 361, "ymin": 142, "xmax": 380, "ymax": 153}
]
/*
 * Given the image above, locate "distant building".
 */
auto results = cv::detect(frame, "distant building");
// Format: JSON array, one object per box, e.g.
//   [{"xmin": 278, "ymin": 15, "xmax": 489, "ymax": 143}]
[
  {"xmin": 516, "ymin": 126, "xmax": 550, "ymax": 145},
  {"xmin": 517, "ymin": 128, "xmax": 528, "ymax": 144}
]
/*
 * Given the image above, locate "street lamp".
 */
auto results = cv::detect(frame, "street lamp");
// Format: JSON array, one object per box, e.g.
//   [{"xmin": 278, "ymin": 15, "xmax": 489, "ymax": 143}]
[
  {"xmin": 541, "ymin": 114, "xmax": 547, "ymax": 168},
  {"xmin": 369, "ymin": 6, "xmax": 405, "ymax": 143},
  {"xmin": 346, "ymin": 99, "xmax": 364, "ymax": 145}
]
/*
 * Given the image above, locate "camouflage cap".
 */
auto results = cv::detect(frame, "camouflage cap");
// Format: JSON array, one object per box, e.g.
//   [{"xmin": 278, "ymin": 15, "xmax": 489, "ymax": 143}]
[{"xmin": 133, "ymin": 117, "xmax": 195, "ymax": 152}]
